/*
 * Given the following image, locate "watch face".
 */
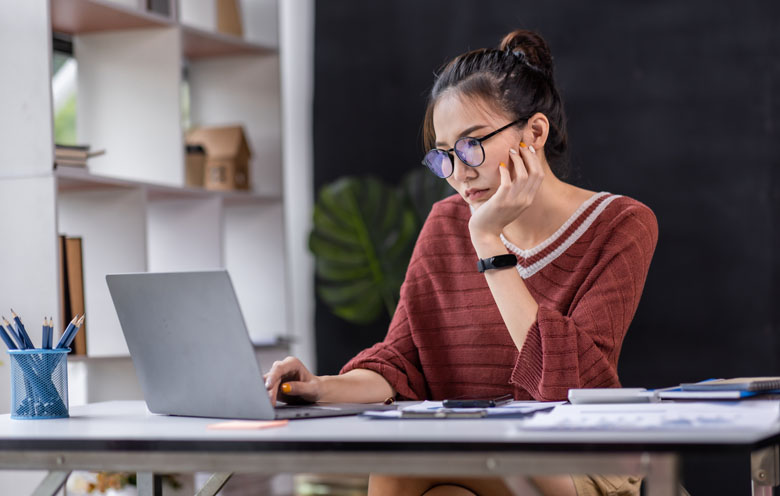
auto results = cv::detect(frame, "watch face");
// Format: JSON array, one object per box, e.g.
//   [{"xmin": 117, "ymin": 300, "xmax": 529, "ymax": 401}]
[{"xmin": 492, "ymin": 254, "xmax": 518, "ymax": 268}]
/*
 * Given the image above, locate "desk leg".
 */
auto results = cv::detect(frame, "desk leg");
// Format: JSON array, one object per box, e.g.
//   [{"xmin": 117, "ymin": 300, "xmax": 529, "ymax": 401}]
[
  {"xmin": 137, "ymin": 472, "xmax": 163, "ymax": 496},
  {"xmin": 642, "ymin": 453, "xmax": 679, "ymax": 496},
  {"xmin": 195, "ymin": 472, "xmax": 233, "ymax": 496},
  {"xmin": 31, "ymin": 471, "xmax": 70, "ymax": 496},
  {"xmin": 751, "ymin": 445, "xmax": 779, "ymax": 496}
]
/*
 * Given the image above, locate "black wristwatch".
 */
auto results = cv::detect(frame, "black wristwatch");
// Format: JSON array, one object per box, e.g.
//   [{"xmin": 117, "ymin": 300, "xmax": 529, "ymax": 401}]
[{"xmin": 476, "ymin": 254, "xmax": 518, "ymax": 273}]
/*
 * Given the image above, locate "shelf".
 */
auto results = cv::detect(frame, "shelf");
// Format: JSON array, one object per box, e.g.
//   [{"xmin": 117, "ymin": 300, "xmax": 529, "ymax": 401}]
[
  {"xmin": 68, "ymin": 335, "xmax": 291, "ymax": 361},
  {"xmin": 54, "ymin": 166, "xmax": 281, "ymax": 203},
  {"xmin": 51, "ymin": 0, "xmax": 173, "ymax": 34},
  {"xmin": 51, "ymin": 0, "xmax": 275, "ymax": 58},
  {"xmin": 55, "ymin": 165, "xmax": 136, "ymax": 191},
  {"xmin": 182, "ymin": 24, "xmax": 276, "ymax": 59}
]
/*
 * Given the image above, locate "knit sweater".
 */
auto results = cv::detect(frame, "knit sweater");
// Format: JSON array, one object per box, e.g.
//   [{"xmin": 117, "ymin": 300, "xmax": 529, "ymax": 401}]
[{"xmin": 341, "ymin": 192, "xmax": 658, "ymax": 401}]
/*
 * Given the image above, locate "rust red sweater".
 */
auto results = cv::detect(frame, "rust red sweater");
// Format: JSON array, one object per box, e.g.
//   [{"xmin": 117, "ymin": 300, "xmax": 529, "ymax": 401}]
[{"xmin": 341, "ymin": 192, "xmax": 658, "ymax": 401}]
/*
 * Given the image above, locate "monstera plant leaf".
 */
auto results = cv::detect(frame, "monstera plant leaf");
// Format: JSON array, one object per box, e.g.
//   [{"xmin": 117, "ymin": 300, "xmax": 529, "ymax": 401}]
[
  {"xmin": 310, "ymin": 176, "xmax": 419, "ymax": 324},
  {"xmin": 400, "ymin": 167, "xmax": 455, "ymax": 224}
]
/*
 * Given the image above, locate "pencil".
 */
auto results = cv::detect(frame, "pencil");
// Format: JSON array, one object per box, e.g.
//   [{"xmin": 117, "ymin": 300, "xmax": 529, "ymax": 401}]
[
  {"xmin": 47, "ymin": 317, "xmax": 54, "ymax": 350},
  {"xmin": 11, "ymin": 310, "xmax": 35, "ymax": 349},
  {"xmin": 63, "ymin": 314, "xmax": 85, "ymax": 349},
  {"xmin": 0, "ymin": 321, "xmax": 17, "ymax": 350},
  {"xmin": 2, "ymin": 316, "xmax": 25, "ymax": 349},
  {"xmin": 55, "ymin": 314, "xmax": 79, "ymax": 349},
  {"xmin": 41, "ymin": 318, "xmax": 46, "ymax": 349}
]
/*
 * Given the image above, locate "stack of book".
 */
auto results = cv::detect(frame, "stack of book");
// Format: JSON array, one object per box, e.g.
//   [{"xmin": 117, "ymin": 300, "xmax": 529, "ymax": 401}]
[
  {"xmin": 54, "ymin": 144, "xmax": 105, "ymax": 169},
  {"xmin": 658, "ymin": 377, "xmax": 780, "ymax": 400},
  {"xmin": 568, "ymin": 377, "xmax": 780, "ymax": 404}
]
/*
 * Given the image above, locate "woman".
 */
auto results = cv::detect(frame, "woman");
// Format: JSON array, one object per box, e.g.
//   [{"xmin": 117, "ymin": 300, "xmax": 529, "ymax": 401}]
[{"xmin": 265, "ymin": 29, "xmax": 657, "ymax": 496}]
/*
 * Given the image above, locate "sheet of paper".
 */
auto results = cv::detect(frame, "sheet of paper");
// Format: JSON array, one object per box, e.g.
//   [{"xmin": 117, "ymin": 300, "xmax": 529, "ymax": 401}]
[
  {"xmin": 522, "ymin": 401, "xmax": 780, "ymax": 430},
  {"xmin": 207, "ymin": 419, "xmax": 289, "ymax": 430},
  {"xmin": 362, "ymin": 400, "xmax": 565, "ymax": 419}
]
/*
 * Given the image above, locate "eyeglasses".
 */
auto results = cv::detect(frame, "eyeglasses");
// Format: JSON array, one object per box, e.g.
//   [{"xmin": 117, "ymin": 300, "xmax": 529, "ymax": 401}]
[{"xmin": 422, "ymin": 117, "xmax": 526, "ymax": 179}]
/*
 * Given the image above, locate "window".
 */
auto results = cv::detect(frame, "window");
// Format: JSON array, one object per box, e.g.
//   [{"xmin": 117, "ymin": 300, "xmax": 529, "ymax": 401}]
[{"xmin": 52, "ymin": 34, "xmax": 77, "ymax": 145}]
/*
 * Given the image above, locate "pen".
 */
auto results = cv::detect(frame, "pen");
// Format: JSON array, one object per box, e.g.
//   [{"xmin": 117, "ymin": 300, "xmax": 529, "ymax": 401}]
[
  {"xmin": 55, "ymin": 314, "xmax": 79, "ymax": 349},
  {"xmin": 47, "ymin": 317, "xmax": 53, "ymax": 350},
  {"xmin": 63, "ymin": 314, "xmax": 85, "ymax": 349},
  {"xmin": 442, "ymin": 393, "xmax": 514, "ymax": 409},
  {"xmin": 2, "ymin": 316, "xmax": 25, "ymax": 349},
  {"xmin": 401, "ymin": 410, "xmax": 488, "ymax": 419},
  {"xmin": 11, "ymin": 310, "xmax": 35, "ymax": 349}
]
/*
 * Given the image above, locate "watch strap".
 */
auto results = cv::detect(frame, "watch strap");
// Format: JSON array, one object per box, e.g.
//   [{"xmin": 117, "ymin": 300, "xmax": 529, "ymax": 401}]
[{"xmin": 476, "ymin": 254, "xmax": 518, "ymax": 273}]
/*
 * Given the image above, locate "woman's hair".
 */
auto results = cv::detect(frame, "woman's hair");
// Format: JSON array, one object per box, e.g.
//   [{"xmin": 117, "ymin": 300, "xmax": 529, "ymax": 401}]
[{"xmin": 423, "ymin": 29, "xmax": 570, "ymax": 178}]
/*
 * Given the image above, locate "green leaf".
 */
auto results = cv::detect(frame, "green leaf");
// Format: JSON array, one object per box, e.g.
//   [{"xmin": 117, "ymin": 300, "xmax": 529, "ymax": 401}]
[
  {"xmin": 400, "ymin": 168, "xmax": 455, "ymax": 224},
  {"xmin": 309, "ymin": 176, "xmax": 420, "ymax": 324},
  {"xmin": 316, "ymin": 258, "xmax": 373, "ymax": 282}
]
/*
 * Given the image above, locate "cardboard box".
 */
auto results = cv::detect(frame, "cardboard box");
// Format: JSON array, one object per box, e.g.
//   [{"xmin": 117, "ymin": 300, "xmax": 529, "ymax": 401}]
[
  {"xmin": 186, "ymin": 125, "xmax": 251, "ymax": 191},
  {"xmin": 185, "ymin": 144, "xmax": 206, "ymax": 187},
  {"xmin": 217, "ymin": 0, "xmax": 243, "ymax": 37}
]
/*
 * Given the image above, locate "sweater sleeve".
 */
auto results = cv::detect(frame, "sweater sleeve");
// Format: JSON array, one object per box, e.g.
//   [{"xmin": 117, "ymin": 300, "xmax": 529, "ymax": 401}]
[
  {"xmin": 338, "ymin": 195, "xmax": 464, "ymax": 400},
  {"xmin": 339, "ymin": 294, "xmax": 428, "ymax": 400},
  {"xmin": 511, "ymin": 205, "xmax": 658, "ymax": 401}
]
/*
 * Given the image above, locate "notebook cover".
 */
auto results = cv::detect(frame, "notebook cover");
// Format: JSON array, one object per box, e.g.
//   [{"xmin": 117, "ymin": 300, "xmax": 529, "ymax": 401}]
[
  {"xmin": 679, "ymin": 377, "xmax": 780, "ymax": 392},
  {"xmin": 658, "ymin": 389, "xmax": 761, "ymax": 400}
]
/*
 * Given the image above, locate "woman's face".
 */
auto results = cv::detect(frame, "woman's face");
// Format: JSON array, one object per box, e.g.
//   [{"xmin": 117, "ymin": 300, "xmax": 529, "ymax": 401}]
[{"xmin": 432, "ymin": 93, "xmax": 525, "ymax": 208}]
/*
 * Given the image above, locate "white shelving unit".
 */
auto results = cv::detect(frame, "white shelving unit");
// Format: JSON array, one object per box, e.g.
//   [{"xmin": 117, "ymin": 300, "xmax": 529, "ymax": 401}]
[
  {"xmin": 0, "ymin": 0, "xmax": 315, "ymax": 491},
  {"xmin": 0, "ymin": 0, "xmax": 287, "ymax": 359}
]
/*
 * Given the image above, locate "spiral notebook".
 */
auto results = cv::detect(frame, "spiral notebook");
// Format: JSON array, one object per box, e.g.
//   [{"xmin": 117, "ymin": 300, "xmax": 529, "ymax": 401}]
[{"xmin": 679, "ymin": 377, "xmax": 780, "ymax": 392}]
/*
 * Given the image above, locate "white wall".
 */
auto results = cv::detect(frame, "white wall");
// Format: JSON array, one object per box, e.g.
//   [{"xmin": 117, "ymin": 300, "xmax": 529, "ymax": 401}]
[
  {"xmin": 279, "ymin": 0, "xmax": 317, "ymax": 372},
  {"xmin": 0, "ymin": 0, "xmax": 54, "ymax": 177}
]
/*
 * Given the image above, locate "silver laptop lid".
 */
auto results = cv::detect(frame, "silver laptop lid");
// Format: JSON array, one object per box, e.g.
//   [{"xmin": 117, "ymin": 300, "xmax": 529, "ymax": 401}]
[{"xmin": 106, "ymin": 270, "xmax": 276, "ymax": 420}]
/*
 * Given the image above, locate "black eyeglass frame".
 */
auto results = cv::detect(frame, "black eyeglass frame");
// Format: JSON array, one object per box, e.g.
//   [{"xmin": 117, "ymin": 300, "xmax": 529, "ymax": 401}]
[{"xmin": 422, "ymin": 116, "xmax": 528, "ymax": 178}]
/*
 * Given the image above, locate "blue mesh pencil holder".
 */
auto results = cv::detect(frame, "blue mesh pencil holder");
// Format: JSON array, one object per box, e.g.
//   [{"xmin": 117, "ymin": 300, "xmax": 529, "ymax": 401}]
[{"xmin": 8, "ymin": 349, "xmax": 69, "ymax": 419}]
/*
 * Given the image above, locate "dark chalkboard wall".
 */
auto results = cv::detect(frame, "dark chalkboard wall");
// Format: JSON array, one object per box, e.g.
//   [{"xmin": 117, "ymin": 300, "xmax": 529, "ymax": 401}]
[{"xmin": 313, "ymin": 2, "xmax": 779, "ymax": 494}]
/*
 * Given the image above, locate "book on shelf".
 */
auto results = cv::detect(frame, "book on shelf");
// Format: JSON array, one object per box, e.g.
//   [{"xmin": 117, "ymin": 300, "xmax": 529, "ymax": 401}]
[
  {"xmin": 55, "ymin": 158, "xmax": 88, "ymax": 168},
  {"xmin": 57, "ymin": 235, "xmax": 69, "ymax": 342},
  {"xmin": 59, "ymin": 235, "xmax": 87, "ymax": 355},
  {"xmin": 55, "ymin": 144, "xmax": 89, "ymax": 151},
  {"xmin": 54, "ymin": 144, "xmax": 106, "ymax": 169},
  {"xmin": 147, "ymin": 0, "xmax": 172, "ymax": 17}
]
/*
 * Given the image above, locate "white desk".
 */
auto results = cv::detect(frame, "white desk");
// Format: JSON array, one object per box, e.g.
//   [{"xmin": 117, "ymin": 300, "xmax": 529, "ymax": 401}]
[{"xmin": 0, "ymin": 401, "xmax": 778, "ymax": 496}]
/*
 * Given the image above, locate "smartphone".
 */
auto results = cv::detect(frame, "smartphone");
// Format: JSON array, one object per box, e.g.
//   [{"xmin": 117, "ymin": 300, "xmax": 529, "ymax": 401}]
[{"xmin": 442, "ymin": 393, "xmax": 513, "ymax": 408}]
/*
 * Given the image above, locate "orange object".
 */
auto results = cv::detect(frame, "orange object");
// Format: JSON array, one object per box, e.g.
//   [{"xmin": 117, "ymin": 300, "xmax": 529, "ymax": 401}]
[
  {"xmin": 499, "ymin": 162, "xmax": 507, "ymax": 168},
  {"xmin": 519, "ymin": 142, "xmax": 527, "ymax": 148},
  {"xmin": 207, "ymin": 420, "xmax": 288, "ymax": 430},
  {"xmin": 281, "ymin": 383, "xmax": 292, "ymax": 394}
]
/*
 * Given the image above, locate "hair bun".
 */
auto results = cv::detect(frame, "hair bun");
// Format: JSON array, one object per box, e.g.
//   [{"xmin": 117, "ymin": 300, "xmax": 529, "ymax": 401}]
[{"xmin": 499, "ymin": 29, "xmax": 554, "ymax": 78}]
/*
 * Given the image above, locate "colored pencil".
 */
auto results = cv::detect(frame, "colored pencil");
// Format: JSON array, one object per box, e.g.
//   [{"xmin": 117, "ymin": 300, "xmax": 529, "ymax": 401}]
[
  {"xmin": 0, "ymin": 321, "xmax": 17, "ymax": 350},
  {"xmin": 55, "ymin": 314, "xmax": 79, "ymax": 349},
  {"xmin": 11, "ymin": 310, "xmax": 35, "ymax": 349},
  {"xmin": 2, "ymin": 316, "xmax": 25, "ymax": 349},
  {"xmin": 63, "ymin": 314, "xmax": 85, "ymax": 348}
]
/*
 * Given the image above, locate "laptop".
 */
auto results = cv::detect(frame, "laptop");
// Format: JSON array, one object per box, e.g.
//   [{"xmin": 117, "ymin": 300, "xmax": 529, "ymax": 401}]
[{"xmin": 105, "ymin": 270, "xmax": 395, "ymax": 420}]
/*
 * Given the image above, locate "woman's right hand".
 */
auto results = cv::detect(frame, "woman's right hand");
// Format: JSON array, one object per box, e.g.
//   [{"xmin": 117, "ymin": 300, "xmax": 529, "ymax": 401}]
[{"xmin": 263, "ymin": 356, "xmax": 322, "ymax": 406}]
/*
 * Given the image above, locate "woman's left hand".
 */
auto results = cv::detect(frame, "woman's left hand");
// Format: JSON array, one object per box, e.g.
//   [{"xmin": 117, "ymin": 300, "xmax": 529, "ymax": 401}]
[{"xmin": 468, "ymin": 143, "xmax": 545, "ymax": 241}]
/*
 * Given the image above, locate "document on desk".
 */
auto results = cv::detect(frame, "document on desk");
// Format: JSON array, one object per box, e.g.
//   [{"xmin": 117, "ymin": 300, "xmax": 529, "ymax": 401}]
[
  {"xmin": 363, "ymin": 400, "xmax": 565, "ymax": 419},
  {"xmin": 522, "ymin": 401, "xmax": 780, "ymax": 430}
]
